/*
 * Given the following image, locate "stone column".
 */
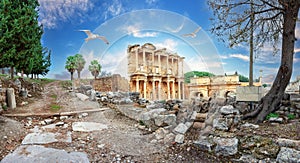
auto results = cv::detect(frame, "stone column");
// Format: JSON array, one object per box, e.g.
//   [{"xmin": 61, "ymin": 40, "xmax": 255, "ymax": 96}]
[
  {"xmin": 143, "ymin": 49, "xmax": 146, "ymax": 69},
  {"xmin": 158, "ymin": 80, "xmax": 161, "ymax": 100},
  {"xmin": 143, "ymin": 80, "xmax": 147, "ymax": 99},
  {"xmin": 136, "ymin": 80, "xmax": 139, "ymax": 93},
  {"xmin": 176, "ymin": 58, "xmax": 179, "ymax": 76},
  {"xmin": 178, "ymin": 81, "xmax": 181, "ymax": 99},
  {"xmin": 182, "ymin": 82, "xmax": 185, "ymax": 100},
  {"xmin": 172, "ymin": 80, "xmax": 175, "ymax": 99},
  {"xmin": 167, "ymin": 78, "xmax": 170, "ymax": 99},
  {"xmin": 167, "ymin": 55, "xmax": 169, "ymax": 75},
  {"xmin": 152, "ymin": 52, "xmax": 154, "ymax": 73},
  {"xmin": 152, "ymin": 80, "xmax": 156, "ymax": 100},
  {"xmin": 6, "ymin": 88, "xmax": 16, "ymax": 109},
  {"xmin": 135, "ymin": 50, "xmax": 138, "ymax": 71},
  {"xmin": 158, "ymin": 53, "xmax": 161, "ymax": 73},
  {"xmin": 171, "ymin": 57, "xmax": 174, "ymax": 75}
]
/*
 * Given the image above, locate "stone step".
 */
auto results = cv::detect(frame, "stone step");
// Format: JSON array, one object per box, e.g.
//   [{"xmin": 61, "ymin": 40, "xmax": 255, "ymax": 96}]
[
  {"xmin": 193, "ymin": 122, "xmax": 205, "ymax": 129},
  {"xmin": 195, "ymin": 113, "xmax": 207, "ymax": 122}
]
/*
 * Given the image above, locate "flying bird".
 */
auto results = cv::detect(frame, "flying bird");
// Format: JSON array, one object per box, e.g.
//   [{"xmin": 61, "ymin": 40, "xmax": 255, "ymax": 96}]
[
  {"xmin": 182, "ymin": 27, "xmax": 201, "ymax": 38},
  {"xmin": 79, "ymin": 30, "xmax": 109, "ymax": 44}
]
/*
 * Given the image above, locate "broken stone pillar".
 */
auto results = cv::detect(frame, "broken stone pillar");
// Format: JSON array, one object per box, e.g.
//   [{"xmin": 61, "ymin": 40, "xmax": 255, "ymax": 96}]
[{"xmin": 6, "ymin": 88, "xmax": 16, "ymax": 109}]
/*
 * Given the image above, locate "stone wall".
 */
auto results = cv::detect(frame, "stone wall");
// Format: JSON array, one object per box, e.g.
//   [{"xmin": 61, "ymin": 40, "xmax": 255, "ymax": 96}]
[{"xmin": 93, "ymin": 74, "xmax": 129, "ymax": 92}]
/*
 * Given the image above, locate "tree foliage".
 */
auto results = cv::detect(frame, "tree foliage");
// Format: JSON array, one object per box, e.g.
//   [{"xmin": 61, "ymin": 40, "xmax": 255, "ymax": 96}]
[
  {"xmin": 184, "ymin": 71, "xmax": 215, "ymax": 83},
  {"xmin": 208, "ymin": 0, "xmax": 299, "ymax": 123},
  {"xmin": 0, "ymin": 0, "xmax": 50, "ymax": 79},
  {"xmin": 88, "ymin": 60, "xmax": 101, "ymax": 79},
  {"xmin": 74, "ymin": 54, "xmax": 86, "ymax": 79},
  {"xmin": 239, "ymin": 75, "xmax": 249, "ymax": 82},
  {"xmin": 65, "ymin": 56, "xmax": 76, "ymax": 81}
]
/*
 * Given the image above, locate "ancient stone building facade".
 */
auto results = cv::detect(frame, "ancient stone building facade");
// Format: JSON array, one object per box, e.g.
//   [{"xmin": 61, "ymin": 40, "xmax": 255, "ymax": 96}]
[
  {"xmin": 127, "ymin": 43, "xmax": 185, "ymax": 100},
  {"xmin": 93, "ymin": 74, "xmax": 129, "ymax": 92},
  {"xmin": 188, "ymin": 74, "xmax": 262, "ymax": 99}
]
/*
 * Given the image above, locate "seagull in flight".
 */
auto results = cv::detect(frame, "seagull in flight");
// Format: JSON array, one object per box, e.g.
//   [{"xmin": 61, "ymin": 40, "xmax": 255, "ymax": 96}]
[
  {"xmin": 182, "ymin": 27, "xmax": 201, "ymax": 38},
  {"xmin": 79, "ymin": 30, "xmax": 109, "ymax": 44}
]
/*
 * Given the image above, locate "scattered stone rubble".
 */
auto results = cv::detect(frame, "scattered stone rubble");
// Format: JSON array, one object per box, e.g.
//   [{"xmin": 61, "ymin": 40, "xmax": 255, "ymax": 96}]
[
  {"xmin": 77, "ymin": 83, "xmax": 300, "ymax": 162},
  {"xmin": 0, "ymin": 77, "xmax": 42, "ymax": 112},
  {"xmin": 2, "ymin": 81, "xmax": 300, "ymax": 162}
]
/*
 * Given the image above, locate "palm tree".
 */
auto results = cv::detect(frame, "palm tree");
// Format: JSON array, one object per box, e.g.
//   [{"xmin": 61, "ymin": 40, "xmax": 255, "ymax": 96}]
[
  {"xmin": 88, "ymin": 60, "xmax": 101, "ymax": 79},
  {"xmin": 74, "ymin": 54, "xmax": 86, "ymax": 79},
  {"xmin": 65, "ymin": 56, "xmax": 77, "ymax": 80}
]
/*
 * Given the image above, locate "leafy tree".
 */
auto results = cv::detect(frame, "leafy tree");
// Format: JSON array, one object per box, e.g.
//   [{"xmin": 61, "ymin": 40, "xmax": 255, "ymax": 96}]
[
  {"xmin": 0, "ymin": 0, "xmax": 44, "ymax": 79},
  {"xmin": 184, "ymin": 71, "xmax": 215, "ymax": 83},
  {"xmin": 208, "ymin": 0, "xmax": 299, "ymax": 123},
  {"xmin": 239, "ymin": 75, "xmax": 249, "ymax": 82},
  {"xmin": 74, "ymin": 54, "xmax": 86, "ymax": 79},
  {"xmin": 65, "ymin": 56, "xmax": 76, "ymax": 81},
  {"xmin": 30, "ymin": 47, "xmax": 51, "ymax": 78},
  {"xmin": 88, "ymin": 60, "xmax": 101, "ymax": 79}
]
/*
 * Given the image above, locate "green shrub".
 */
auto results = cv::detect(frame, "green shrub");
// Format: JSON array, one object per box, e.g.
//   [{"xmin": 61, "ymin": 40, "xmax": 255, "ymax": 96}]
[
  {"xmin": 266, "ymin": 113, "xmax": 279, "ymax": 120},
  {"xmin": 287, "ymin": 114, "xmax": 296, "ymax": 120},
  {"xmin": 50, "ymin": 104, "xmax": 61, "ymax": 111}
]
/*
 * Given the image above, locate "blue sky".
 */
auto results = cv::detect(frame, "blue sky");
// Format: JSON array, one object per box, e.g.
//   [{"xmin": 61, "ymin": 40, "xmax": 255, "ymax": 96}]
[{"xmin": 38, "ymin": 0, "xmax": 300, "ymax": 83}]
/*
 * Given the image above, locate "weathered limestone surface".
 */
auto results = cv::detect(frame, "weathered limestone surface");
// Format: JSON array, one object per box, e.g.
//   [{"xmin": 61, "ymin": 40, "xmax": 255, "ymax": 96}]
[
  {"xmin": 276, "ymin": 147, "xmax": 300, "ymax": 163},
  {"xmin": 72, "ymin": 122, "xmax": 108, "ymax": 132},
  {"xmin": 6, "ymin": 88, "xmax": 16, "ymax": 109},
  {"xmin": 214, "ymin": 137, "xmax": 238, "ymax": 156},
  {"xmin": 22, "ymin": 132, "xmax": 72, "ymax": 145},
  {"xmin": 1, "ymin": 145, "xmax": 89, "ymax": 163}
]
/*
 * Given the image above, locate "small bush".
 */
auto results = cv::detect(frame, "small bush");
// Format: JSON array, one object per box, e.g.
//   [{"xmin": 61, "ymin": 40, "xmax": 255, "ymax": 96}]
[
  {"xmin": 287, "ymin": 114, "xmax": 296, "ymax": 120},
  {"xmin": 50, "ymin": 104, "xmax": 61, "ymax": 111},
  {"xmin": 266, "ymin": 113, "xmax": 279, "ymax": 120}
]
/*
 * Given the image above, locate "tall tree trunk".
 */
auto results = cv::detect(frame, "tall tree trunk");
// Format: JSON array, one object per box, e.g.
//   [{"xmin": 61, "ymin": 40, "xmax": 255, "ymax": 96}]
[
  {"xmin": 10, "ymin": 67, "xmax": 14, "ymax": 79},
  {"xmin": 71, "ymin": 72, "xmax": 74, "ymax": 81},
  {"xmin": 78, "ymin": 70, "xmax": 81, "ymax": 79},
  {"xmin": 1, "ymin": 68, "xmax": 4, "ymax": 74},
  {"xmin": 243, "ymin": 1, "xmax": 299, "ymax": 124},
  {"xmin": 21, "ymin": 70, "xmax": 24, "ymax": 77}
]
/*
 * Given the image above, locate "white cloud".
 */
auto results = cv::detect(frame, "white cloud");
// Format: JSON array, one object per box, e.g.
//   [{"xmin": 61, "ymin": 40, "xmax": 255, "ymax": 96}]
[
  {"xmin": 295, "ymin": 48, "xmax": 300, "ymax": 53},
  {"xmin": 102, "ymin": 0, "xmax": 125, "ymax": 20},
  {"xmin": 38, "ymin": 0, "xmax": 94, "ymax": 29},
  {"xmin": 124, "ymin": 25, "xmax": 158, "ymax": 38},
  {"xmin": 145, "ymin": 0, "xmax": 159, "ymax": 5},
  {"xmin": 155, "ymin": 39, "xmax": 178, "ymax": 51},
  {"xmin": 229, "ymin": 54, "xmax": 249, "ymax": 62}
]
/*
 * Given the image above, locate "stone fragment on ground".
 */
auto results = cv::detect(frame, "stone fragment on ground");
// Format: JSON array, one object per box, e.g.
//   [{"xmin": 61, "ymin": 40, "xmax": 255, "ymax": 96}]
[
  {"xmin": 1, "ymin": 145, "xmax": 89, "ymax": 163},
  {"xmin": 173, "ymin": 123, "xmax": 188, "ymax": 134},
  {"xmin": 214, "ymin": 137, "xmax": 238, "ymax": 156},
  {"xmin": 75, "ymin": 93, "xmax": 89, "ymax": 101},
  {"xmin": 72, "ymin": 122, "xmax": 108, "ymax": 132},
  {"xmin": 194, "ymin": 138, "xmax": 214, "ymax": 152},
  {"xmin": 276, "ymin": 138, "xmax": 300, "ymax": 150},
  {"xmin": 220, "ymin": 105, "xmax": 239, "ymax": 115},
  {"xmin": 175, "ymin": 134, "xmax": 184, "ymax": 144},
  {"xmin": 22, "ymin": 132, "xmax": 72, "ymax": 144},
  {"xmin": 276, "ymin": 147, "xmax": 300, "ymax": 163}
]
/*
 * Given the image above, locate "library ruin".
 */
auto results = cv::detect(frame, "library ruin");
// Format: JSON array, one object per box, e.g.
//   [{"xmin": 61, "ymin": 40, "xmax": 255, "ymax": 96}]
[{"xmin": 127, "ymin": 43, "xmax": 185, "ymax": 100}]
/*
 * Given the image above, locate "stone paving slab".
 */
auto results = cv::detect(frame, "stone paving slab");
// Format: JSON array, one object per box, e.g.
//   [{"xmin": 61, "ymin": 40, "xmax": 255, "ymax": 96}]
[
  {"xmin": 72, "ymin": 122, "xmax": 108, "ymax": 132},
  {"xmin": 1, "ymin": 145, "xmax": 89, "ymax": 163},
  {"xmin": 22, "ymin": 132, "xmax": 72, "ymax": 145}
]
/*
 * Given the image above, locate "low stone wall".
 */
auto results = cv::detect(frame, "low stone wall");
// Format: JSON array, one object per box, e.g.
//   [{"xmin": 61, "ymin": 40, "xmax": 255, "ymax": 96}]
[{"xmin": 93, "ymin": 74, "xmax": 129, "ymax": 92}]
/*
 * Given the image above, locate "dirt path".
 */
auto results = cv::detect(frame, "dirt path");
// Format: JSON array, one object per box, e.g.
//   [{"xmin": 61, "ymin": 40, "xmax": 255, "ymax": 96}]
[{"xmin": 0, "ymin": 81, "xmax": 223, "ymax": 162}]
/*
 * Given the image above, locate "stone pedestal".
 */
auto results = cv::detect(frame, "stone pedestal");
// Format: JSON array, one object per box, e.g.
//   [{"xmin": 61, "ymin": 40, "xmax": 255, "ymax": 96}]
[{"xmin": 6, "ymin": 88, "xmax": 16, "ymax": 109}]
